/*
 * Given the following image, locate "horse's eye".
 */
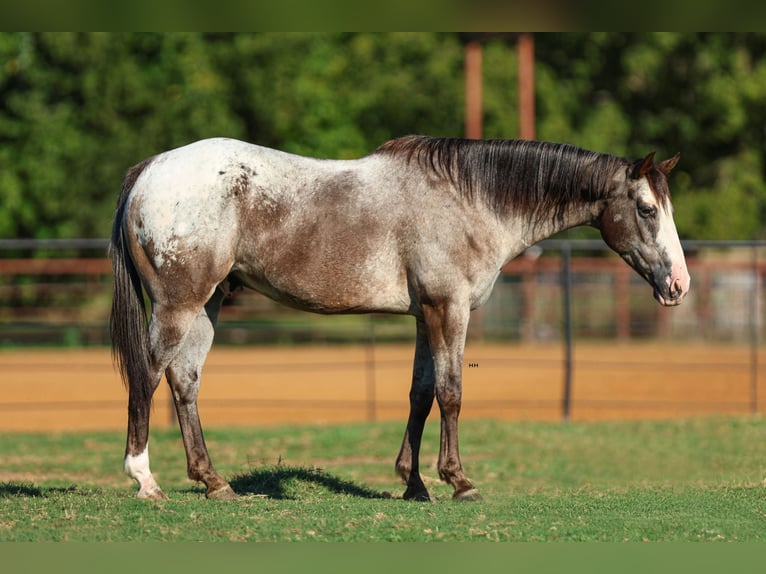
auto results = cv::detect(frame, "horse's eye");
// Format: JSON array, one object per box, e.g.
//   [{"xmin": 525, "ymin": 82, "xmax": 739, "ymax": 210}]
[{"xmin": 638, "ymin": 204, "xmax": 656, "ymax": 219}]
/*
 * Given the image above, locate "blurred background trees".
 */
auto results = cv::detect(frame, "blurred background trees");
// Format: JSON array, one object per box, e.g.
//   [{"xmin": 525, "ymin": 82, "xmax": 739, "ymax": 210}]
[{"xmin": 1, "ymin": 32, "xmax": 765, "ymax": 240}]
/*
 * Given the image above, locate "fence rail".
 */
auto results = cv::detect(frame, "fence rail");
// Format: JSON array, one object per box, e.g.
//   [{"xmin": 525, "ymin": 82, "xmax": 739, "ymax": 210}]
[{"xmin": 0, "ymin": 238, "xmax": 764, "ymax": 427}]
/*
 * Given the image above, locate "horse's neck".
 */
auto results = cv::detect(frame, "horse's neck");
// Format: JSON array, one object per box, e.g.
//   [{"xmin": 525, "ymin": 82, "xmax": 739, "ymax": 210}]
[
  {"xmin": 488, "ymin": 149, "xmax": 620, "ymax": 255},
  {"xmin": 504, "ymin": 196, "xmax": 602, "ymax": 256}
]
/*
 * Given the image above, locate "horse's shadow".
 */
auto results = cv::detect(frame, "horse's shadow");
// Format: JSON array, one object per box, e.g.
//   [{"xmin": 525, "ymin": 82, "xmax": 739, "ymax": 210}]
[
  {"xmin": 228, "ymin": 465, "xmax": 392, "ymax": 500},
  {"xmin": 0, "ymin": 468, "xmax": 393, "ymax": 501},
  {"xmin": 0, "ymin": 483, "xmax": 79, "ymax": 498},
  {"xmin": 0, "ymin": 483, "xmax": 44, "ymax": 497}
]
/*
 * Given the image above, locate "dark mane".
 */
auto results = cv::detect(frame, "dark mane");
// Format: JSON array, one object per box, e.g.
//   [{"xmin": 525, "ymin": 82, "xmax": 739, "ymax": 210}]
[{"xmin": 374, "ymin": 136, "xmax": 636, "ymax": 222}]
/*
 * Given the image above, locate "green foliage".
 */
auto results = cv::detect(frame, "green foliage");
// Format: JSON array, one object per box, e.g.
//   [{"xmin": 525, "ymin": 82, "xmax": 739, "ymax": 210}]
[
  {"xmin": 2, "ymin": 417, "xmax": 766, "ymax": 541},
  {"xmin": 0, "ymin": 33, "xmax": 244, "ymax": 239},
  {"xmin": 2, "ymin": 33, "xmax": 766, "ymax": 240}
]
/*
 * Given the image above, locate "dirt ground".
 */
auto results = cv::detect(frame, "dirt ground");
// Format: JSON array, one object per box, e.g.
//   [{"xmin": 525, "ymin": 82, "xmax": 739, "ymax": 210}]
[{"xmin": 0, "ymin": 342, "xmax": 764, "ymax": 432}]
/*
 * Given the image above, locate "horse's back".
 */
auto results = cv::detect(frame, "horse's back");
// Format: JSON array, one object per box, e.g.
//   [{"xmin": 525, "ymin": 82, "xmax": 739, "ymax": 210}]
[{"xmin": 122, "ymin": 138, "xmax": 414, "ymax": 313}]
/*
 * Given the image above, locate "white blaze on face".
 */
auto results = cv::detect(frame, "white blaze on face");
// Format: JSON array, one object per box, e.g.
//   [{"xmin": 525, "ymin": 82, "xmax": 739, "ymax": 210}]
[
  {"xmin": 637, "ymin": 180, "xmax": 691, "ymax": 305},
  {"xmin": 659, "ymin": 201, "xmax": 690, "ymax": 302}
]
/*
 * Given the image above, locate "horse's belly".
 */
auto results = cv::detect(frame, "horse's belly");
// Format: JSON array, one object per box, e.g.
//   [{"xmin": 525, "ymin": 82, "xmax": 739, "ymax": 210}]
[{"xmin": 230, "ymin": 263, "xmax": 410, "ymax": 315}]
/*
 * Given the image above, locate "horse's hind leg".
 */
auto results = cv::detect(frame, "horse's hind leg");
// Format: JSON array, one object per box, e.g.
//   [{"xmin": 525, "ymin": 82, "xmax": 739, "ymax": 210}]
[
  {"xmin": 395, "ymin": 318, "xmax": 436, "ymax": 501},
  {"xmin": 123, "ymin": 378, "xmax": 166, "ymax": 500},
  {"xmin": 123, "ymin": 305, "xmax": 199, "ymax": 500},
  {"xmin": 165, "ymin": 287, "xmax": 236, "ymax": 500}
]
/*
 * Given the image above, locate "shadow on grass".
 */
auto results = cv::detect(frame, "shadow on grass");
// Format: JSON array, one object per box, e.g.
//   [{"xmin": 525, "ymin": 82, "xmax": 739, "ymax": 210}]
[
  {"xmin": 0, "ymin": 482, "xmax": 80, "ymax": 498},
  {"xmin": 230, "ymin": 465, "xmax": 392, "ymax": 500}
]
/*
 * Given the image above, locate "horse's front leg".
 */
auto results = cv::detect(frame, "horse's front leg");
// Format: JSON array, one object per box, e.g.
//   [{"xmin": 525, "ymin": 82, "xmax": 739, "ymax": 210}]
[
  {"xmin": 422, "ymin": 300, "xmax": 482, "ymax": 501},
  {"xmin": 395, "ymin": 318, "xmax": 436, "ymax": 501}
]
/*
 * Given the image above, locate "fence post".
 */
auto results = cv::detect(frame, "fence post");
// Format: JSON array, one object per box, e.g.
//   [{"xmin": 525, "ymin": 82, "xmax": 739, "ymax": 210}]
[
  {"xmin": 750, "ymin": 245, "xmax": 760, "ymax": 414},
  {"xmin": 561, "ymin": 241, "xmax": 573, "ymax": 422}
]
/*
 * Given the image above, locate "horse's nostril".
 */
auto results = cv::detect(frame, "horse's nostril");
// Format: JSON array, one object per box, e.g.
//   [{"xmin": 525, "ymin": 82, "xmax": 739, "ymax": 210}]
[{"xmin": 670, "ymin": 277, "xmax": 683, "ymax": 298}]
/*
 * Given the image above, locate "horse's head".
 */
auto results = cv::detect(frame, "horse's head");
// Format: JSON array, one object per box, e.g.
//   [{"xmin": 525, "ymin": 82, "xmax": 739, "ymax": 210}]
[{"xmin": 598, "ymin": 152, "xmax": 690, "ymax": 306}]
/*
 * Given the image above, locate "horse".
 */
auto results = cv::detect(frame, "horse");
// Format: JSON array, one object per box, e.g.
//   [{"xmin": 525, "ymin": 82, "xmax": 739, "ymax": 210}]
[{"xmin": 110, "ymin": 135, "xmax": 690, "ymax": 502}]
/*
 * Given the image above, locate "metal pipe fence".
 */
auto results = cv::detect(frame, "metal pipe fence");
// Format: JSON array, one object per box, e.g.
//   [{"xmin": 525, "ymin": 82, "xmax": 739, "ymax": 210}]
[
  {"xmin": 0, "ymin": 238, "xmax": 764, "ymax": 425},
  {"xmin": 536, "ymin": 239, "xmax": 764, "ymax": 419}
]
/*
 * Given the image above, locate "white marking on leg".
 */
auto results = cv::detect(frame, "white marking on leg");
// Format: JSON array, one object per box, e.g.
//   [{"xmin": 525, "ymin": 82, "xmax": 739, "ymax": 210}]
[{"xmin": 123, "ymin": 444, "xmax": 162, "ymax": 498}]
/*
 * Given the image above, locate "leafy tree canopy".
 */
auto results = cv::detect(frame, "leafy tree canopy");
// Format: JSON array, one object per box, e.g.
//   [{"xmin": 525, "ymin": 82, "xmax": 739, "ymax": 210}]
[{"xmin": 1, "ymin": 32, "xmax": 764, "ymax": 240}]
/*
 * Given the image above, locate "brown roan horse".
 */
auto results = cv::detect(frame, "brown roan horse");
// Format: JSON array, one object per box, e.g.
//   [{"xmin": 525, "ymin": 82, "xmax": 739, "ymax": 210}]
[{"xmin": 110, "ymin": 136, "xmax": 690, "ymax": 501}]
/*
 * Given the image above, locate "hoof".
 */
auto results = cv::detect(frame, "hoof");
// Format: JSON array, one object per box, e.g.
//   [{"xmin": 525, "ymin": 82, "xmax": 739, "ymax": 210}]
[
  {"xmin": 403, "ymin": 487, "xmax": 433, "ymax": 502},
  {"xmin": 453, "ymin": 488, "xmax": 483, "ymax": 501},
  {"xmin": 206, "ymin": 484, "xmax": 238, "ymax": 501},
  {"xmin": 137, "ymin": 486, "xmax": 168, "ymax": 500}
]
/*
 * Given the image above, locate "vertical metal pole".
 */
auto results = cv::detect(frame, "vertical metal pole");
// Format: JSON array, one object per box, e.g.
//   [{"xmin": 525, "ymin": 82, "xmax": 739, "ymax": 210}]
[
  {"xmin": 750, "ymin": 244, "xmax": 759, "ymax": 414},
  {"xmin": 366, "ymin": 314, "xmax": 377, "ymax": 422},
  {"xmin": 561, "ymin": 242, "xmax": 573, "ymax": 422},
  {"xmin": 465, "ymin": 41, "xmax": 483, "ymax": 140}
]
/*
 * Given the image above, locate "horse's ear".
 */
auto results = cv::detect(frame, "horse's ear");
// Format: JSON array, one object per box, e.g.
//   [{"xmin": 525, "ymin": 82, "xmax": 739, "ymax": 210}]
[
  {"xmin": 632, "ymin": 151, "xmax": 656, "ymax": 179},
  {"xmin": 657, "ymin": 152, "xmax": 680, "ymax": 175}
]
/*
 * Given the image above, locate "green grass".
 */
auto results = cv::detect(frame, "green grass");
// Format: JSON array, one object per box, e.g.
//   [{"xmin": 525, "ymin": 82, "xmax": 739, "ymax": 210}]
[{"xmin": 2, "ymin": 416, "xmax": 766, "ymax": 541}]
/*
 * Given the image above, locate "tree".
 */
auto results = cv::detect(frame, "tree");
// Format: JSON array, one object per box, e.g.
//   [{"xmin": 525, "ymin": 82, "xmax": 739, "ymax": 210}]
[
  {"xmin": 0, "ymin": 33, "xmax": 243, "ymax": 238},
  {"xmin": 532, "ymin": 32, "xmax": 766, "ymax": 239},
  {"xmin": 1, "ymin": 32, "xmax": 766, "ymax": 241}
]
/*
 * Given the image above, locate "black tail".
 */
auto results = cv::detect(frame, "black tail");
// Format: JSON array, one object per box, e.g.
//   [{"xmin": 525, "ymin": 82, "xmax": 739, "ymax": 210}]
[{"xmin": 109, "ymin": 158, "xmax": 155, "ymax": 420}]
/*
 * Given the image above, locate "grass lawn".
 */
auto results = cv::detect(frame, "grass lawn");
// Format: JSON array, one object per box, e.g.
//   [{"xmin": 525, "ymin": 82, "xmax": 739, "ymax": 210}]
[{"xmin": 1, "ymin": 416, "xmax": 766, "ymax": 542}]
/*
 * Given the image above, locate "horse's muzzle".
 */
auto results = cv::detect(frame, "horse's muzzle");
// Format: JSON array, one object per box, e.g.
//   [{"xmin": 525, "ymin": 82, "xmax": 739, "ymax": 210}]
[
  {"xmin": 653, "ymin": 270, "xmax": 690, "ymax": 307},
  {"xmin": 623, "ymin": 250, "xmax": 690, "ymax": 307}
]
